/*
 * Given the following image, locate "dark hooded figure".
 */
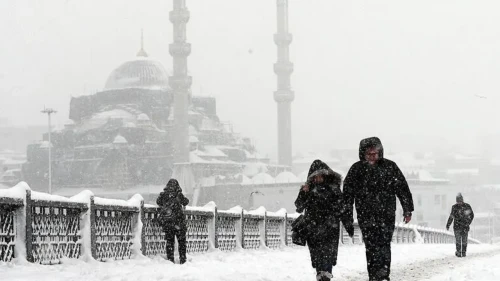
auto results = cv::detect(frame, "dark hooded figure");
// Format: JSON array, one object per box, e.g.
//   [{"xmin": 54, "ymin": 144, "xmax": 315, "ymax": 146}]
[
  {"xmin": 343, "ymin": 137, "xmax": 414, "ymax": 281},
  {"xmin": 295, "ymin": 160, "xmax": 354, "ymax": 281},
  {"xmin": 156, "ymin": 179, "xmax": 190, "ymax": 264},
  {"xmin": 446, "ymin": 193, "xmax": 474, "ymax": 257}
]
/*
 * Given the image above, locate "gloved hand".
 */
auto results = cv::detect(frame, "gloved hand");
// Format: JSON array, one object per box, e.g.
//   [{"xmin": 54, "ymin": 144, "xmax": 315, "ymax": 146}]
[{"xmin": 446, "ymin": 226, "xmax": 449, "ymax": 231}]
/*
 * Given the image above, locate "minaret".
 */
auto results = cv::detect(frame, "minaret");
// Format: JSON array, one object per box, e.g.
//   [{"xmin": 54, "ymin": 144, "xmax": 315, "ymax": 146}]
[
  {"xmin": 274, "ymin": 0, "xmax": 294, "ymax": 167},
  {"xmin": 170, "ymin": 0, "xmax": 192, "ymax": 163}
]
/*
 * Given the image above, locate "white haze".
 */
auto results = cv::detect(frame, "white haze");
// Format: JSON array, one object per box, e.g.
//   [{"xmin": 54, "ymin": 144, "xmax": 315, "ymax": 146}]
[{"xmin": 1, "ymin": 0, "xmax": 500, "ymax": 159}]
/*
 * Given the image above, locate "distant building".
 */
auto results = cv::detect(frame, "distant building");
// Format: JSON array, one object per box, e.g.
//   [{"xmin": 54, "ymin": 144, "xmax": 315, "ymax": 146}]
[{"xmin": 22, "ymin": 43, "xmax": 281, "ymax": 194}]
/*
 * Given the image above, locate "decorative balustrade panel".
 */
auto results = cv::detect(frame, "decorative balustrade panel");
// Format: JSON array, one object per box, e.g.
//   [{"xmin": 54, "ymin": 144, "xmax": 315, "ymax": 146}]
[
  {"xmin": 142, "ymin": 209, "xmax": 166, "ymax": 256},
  {"xmin": 185, "ymin": 213, "xmax": 210, "ymax": 253},
  {"xmin": 243, "ymin": 217, "xmax": 261, "ymax": 249},
  {"xmin": 266, "ymin": 218, "xmax": 283, "ymax": 249},
  {"xmin": 94, "ymin": 208, "xmax": 134, "ymax": 261},
  {"xmin": 31, "ymin": 205, "xmax": 82, "ymax": 264},
  {"xmin": 0, "ymin": 207, "xmax": 16, "ymax": 262},
  {"xmin": 217, "ymin": 214, "xmax": 238, "ymax": 252}
]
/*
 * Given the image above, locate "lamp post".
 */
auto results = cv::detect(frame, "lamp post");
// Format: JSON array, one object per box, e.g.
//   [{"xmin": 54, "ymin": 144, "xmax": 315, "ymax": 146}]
[{"xmin": 41, "ymin": 107, "xmax": 57, "ymax": 194}]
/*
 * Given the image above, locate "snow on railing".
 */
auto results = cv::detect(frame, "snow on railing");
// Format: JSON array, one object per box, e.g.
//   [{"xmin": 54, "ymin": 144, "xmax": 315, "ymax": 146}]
[{"xmin": 0, "ymin": 182, "xmax": 479, "ymax": 264}]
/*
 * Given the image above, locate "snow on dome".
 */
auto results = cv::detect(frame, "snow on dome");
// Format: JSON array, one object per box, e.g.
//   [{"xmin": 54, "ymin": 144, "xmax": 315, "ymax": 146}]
[
  {"xmin": 252, "ymin": 172, "xmax": 274, "ymax": 185},
  {"xmin": 104, "ymin": 58, "xmax": 169, "ymax": 91},
  {"xmin": 137, "ymin": 113, "xmax": 150, "ymax": 121},
  {"xmin": 113, "ymin": 135, "xmax": 128, "ymax": 144},
  {"xmin": 243, "ymin": 162, "xmax": 268, "ymax": 177},
  {"xmin": 275, "ymin": 171, "xmax": 299, "ymax": 183},
  {"xmin": 234, "ymin": 173, "xmax": 252, "ymax": 185}
]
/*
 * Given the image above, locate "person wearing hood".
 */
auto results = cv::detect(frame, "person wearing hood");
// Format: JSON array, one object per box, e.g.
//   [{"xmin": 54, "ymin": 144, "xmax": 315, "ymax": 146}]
[
  {"xmin": 294, "ymin": 160, "xmax": 354, "ymax": 281},
  {"xmin": 156, "ymin": 179, "xmax": 190, "ymax": 264},
  {"xmin": 446, "ymin": 193, "xmax": 474, "ymax": 257},
  {"xmin": 343, "ymin": 137, "xmax": 414, "ymax": 281}
]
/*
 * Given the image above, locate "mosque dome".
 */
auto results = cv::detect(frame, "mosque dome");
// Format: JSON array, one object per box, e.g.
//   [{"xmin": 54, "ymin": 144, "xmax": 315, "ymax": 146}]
[{"xmin": 103, "ymin": 31, "xmax": 169, "ymax": 91}]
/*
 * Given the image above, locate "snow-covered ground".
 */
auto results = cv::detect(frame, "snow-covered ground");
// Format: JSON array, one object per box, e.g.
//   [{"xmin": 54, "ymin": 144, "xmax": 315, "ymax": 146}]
[
  {"xmin": 423, "ymin": 253, "xmax": 500, "ymax": 281},
  {"xmin": 1, "ymin": 244, "xmax": 499, "ymax": 281}
]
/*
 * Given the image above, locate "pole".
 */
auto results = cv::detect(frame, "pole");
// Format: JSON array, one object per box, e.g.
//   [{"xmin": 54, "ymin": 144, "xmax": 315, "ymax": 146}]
[
  {"xmin": 48, "ymin": 112, "xmax": 52, "ymax": 194},
  {"xmin": 41, "ymin": 107, "xmax": 57, "ymax": 194}
]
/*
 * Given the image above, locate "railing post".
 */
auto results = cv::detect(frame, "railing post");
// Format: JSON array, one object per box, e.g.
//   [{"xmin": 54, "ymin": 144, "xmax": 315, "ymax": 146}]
[
  {"xmin": 24, "ymin": 189, "xmax": 33, "ymax": 263},
  {"xmin": 284, "ymin": 212, "xmax": 288, "ymax": 246},
  {"xmin": 280, "ymin": 212, "xmax": 286, "ymax": 248},
  {"xmin": 260, "ymin": 209, "xmax": 267, "ymax": 249},
  {"xmin": 264, "ymin": 211, "xmax": 268, "ymax": 247},
  {"xmin": 140, "ymin": 200, "xmax": 146, "ymax": 256},
  {"xmin": 206, "ymin": 205, "xmax": 218, "ymax": 250},
  {"xmin": 78, "ymin": 192, "xmax": 93, "ymax": 261},
  {"xmin": 240, "ymin": 209, "xmax": 245, "ymax": 249},
  {"xmin": 214, "ymin": 206, "xmax": 219, "ymax": 249},
  {"xmin": 89, "ymin": 196, "xmax": 97, "ymax": 260}
]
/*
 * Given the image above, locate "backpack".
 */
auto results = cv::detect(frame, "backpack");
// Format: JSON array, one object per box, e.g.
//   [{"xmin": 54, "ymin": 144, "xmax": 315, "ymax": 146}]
[{"xmin": 157, "ymin": 197, "xmax": 183, "ymax": 227}]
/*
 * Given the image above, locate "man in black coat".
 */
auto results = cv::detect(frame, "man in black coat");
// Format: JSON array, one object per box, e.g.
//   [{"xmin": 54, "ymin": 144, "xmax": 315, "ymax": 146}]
[
  {"xmin": 157, "ymin": 179, "xmax": 190, "ymax": 264},
  {"xmin": 295, "ymin": 160, "xmax": 354, "ymax": 281},
  {"xmin": 446, "ymin": 193, "xmax": 474, "ymax": 257},
  {"xmin": 343, "ymin": 137, "xmax": 414, "ymax": 281}
]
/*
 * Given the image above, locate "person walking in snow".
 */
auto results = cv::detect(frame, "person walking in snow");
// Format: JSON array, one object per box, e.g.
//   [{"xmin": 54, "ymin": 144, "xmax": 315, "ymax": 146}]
[
  {"xmin": 343, "ymin": 137, "xmax": 414, "ymax": 281},
  {"xmin": 295, "ymin": 160, "xmax": 354, "ymax": 281},
  {"xmin": 446, "ymin": 193, "xmax": 474, "ymax": 257},
  {"xmin": 157, "ymin": 179, "xmax": 190, "ymax": 264}
]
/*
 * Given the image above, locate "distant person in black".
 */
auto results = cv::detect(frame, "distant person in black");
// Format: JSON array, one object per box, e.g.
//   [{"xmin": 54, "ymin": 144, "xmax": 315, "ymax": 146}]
[
  {"xmin": 295, "ymin": 160, "xmax": 354, "ymax": 281},
  {"xmin": 157, "ymin": 179, "xmax": 190, "ymax": 264},
  {"xmin": 343, "ymin": 137, "xmax": 414, "ymax": 281},
  {"xmin": 446, "ymin": 193, "xmax": 474, "ymax": 257}
]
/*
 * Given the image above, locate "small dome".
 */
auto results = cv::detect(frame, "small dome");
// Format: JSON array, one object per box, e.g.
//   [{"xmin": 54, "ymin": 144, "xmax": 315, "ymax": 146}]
[
  {"xmin": 243, "ymin": 162, "xmax": 268, "ymax": 177},
  {"xmin": 113, "ymin": 135, "xmax": 128, "ymax": 144},
  {"xmin": 252, "ymin": 172, "xmax": 274, "ymax": 185},
  {"xmin": 275, "ymin": 171, "xmax": 299, "ymax": 183},
  {"xmin": 104, "ymin": 58, "xmax": 169, "ymax": 91},
  {"xmin": 137, "ymin": 113, "xmax": 150, "ymax": 121}
]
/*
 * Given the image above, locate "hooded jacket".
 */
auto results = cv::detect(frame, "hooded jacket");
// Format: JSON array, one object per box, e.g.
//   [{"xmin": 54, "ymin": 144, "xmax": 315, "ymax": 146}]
[
  {"xmin": 446, "ymin": 193, "xmax": 474, "ymax": 231},
  {"xmin": 156, "ymin": 179, "xmax": 190, "ymax": 228},
  {"xmin": 295, "ymin": 160, "xmax": 354, "ymax": 237},
  {"xmin": 294, "ymin": 160, "xmax": 354, "ymax": 269},
  {"xmin": 343, "ymin": 137, "xmax": 414, "ymax": 227}
]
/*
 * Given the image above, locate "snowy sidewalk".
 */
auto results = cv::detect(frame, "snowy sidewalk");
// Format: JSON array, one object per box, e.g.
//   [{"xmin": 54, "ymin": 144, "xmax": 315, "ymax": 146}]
[
  {"xmin": 422, "ymin": 252, "xmax": 500, "ymax": 281},
  {"xmin": 1, "ymin": 244, "xmax": 499, "ymax": 281}
]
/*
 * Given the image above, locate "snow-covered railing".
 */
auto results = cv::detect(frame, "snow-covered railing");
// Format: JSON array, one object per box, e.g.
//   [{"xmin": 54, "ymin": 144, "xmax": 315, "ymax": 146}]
[
  {"xmin": 0, "ymin": 182, "xmax": 479, "ymax": 264},
  {"xmin": 340, "ymin": 222, "xmax": 480, "ymax": 245},
  {"xmin": 0, "ymin": 195, "xmax": 22, "ymax": 262}
]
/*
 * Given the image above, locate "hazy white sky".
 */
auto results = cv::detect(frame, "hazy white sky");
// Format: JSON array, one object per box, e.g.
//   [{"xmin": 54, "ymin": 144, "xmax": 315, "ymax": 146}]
[{"xmin": 1, "ymin": 0, "xmax": 499, "ymax": 159}]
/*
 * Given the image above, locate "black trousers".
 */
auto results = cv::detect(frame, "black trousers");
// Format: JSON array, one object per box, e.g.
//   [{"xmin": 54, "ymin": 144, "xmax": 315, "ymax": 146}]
[
  {"xmin": 360, "ymin": 223, "xmax": 395, "ymax": 281},
  {"xmin": 454, "ymin": 228, "xmax": 468, "ymax": 257},
  {"xmin": 164, "ymin": 225, "xmax": 187, "ymax": 263}
]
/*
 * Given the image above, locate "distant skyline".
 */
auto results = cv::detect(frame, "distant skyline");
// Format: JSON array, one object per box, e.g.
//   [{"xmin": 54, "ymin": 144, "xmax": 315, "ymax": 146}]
[{"xmin": 1, "ymin": 0, "xmax": 500, "ymax": 160}]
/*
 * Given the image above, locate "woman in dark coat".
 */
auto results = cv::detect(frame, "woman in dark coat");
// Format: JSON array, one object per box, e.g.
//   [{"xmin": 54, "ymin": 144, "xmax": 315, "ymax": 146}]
[
  {"xmin": 157, "ymin": 179, "xmax": 190, "ymax": 264},
  {"xmin": 295, "ymin": 160, "xmax": 354, "ymax": 281}
]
